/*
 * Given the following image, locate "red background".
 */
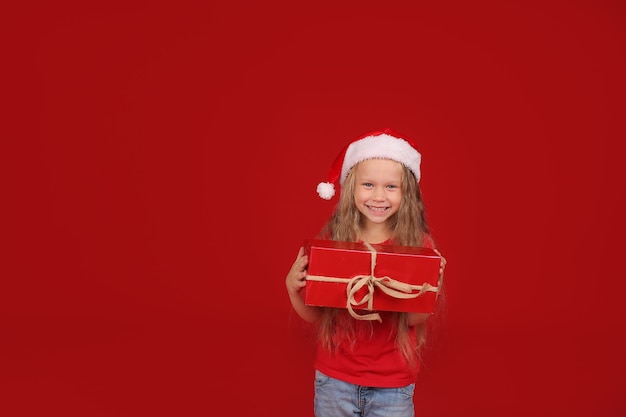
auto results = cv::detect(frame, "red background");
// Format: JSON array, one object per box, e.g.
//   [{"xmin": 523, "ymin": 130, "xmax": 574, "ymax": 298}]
[{"xmin": 3, "ymin": 1, "xmax": 625, "ymax": 416}]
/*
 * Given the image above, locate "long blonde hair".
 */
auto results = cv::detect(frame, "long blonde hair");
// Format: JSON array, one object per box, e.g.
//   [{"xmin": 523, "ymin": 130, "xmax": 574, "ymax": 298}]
[{"xmin": 318, "ymin": 160, "xmax": 432, "ymax": 366}]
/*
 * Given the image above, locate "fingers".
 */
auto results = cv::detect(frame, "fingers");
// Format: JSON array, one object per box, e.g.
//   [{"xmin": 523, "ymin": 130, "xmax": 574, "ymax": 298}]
[
  {"xmin": 294, "ymin": 247, "xmax": 308, "ymax": 273},
  {"xmin": 295, "ymin": 274, "xmax": 307, "ymax": 288},
  {"xmin": 433, "ymin": 248, "xmax": 447, "ymax": 276},
  {"xmin": 433, "ymin": 249, "xmax": 446, "ymax": 265},
  {"xmin": 287, "ymin": 273, "xmax": 306, "ymax": 294},
  {"xmin": 286, "ymin": 248, "xmax": 309, "ymax": 295}
]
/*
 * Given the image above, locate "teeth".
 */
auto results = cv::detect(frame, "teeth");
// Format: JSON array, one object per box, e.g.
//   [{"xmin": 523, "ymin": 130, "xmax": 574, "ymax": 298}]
[{"xmin": 369, "ymin": 206, "xmax": 387, "ymax": 212}]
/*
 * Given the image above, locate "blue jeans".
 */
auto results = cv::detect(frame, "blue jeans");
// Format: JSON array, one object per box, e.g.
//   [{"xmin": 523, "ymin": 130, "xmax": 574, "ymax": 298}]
[{"xmin": 314, "ymin": 370, "xmax": 415, "ymax": 417}]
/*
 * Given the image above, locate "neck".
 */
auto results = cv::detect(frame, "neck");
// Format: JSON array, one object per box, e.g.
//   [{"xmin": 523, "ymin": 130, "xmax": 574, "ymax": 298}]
[{"xmin": 359, "ymin": 223, "xmax": 391, "ymax": 244}]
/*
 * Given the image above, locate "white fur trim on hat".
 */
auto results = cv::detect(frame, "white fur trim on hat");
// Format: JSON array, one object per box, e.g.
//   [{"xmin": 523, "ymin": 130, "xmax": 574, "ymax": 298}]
[{"xmin": 340, "ymin": 134, "xmax": 422, "ymax": 185}]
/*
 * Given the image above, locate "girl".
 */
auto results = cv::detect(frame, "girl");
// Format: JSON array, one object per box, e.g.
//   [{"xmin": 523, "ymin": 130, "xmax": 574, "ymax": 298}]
[{"xmin": 285, "ymin": 129, "xmax": 446, "ymax": 417}]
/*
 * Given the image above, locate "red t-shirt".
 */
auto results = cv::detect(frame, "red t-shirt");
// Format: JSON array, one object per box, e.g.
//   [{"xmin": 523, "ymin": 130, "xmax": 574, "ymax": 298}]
[
  {"xmin": 313, "ymin": 236, "xmax": 435, "ymax": 388},
  {"xmin": 314, "ymin": 312, "xmax": 418, "ymax": 387}
]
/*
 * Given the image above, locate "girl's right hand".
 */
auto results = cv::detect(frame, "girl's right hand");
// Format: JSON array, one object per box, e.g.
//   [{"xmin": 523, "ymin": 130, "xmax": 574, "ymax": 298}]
[{"xmin": 285, "ymin": 247, "xmax": 308, "ymax": 297}]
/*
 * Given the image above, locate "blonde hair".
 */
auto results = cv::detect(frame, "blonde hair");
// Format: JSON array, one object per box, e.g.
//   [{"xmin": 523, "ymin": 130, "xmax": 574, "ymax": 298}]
[{"xmin": 318, "ymin": 160, "xmax": 433, "ymax": 367}]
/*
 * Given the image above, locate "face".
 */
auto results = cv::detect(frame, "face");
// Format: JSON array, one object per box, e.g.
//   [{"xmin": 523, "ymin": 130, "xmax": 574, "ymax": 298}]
[{"xmin": 353, "ymin": 159, "xmax": 403, "ymax": 229}]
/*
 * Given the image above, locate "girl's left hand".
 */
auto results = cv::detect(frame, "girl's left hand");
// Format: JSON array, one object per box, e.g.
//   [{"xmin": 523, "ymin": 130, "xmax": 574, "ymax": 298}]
[{"xmin": 433, "ymin": 248, "xmax": 446, "ymax": 280}]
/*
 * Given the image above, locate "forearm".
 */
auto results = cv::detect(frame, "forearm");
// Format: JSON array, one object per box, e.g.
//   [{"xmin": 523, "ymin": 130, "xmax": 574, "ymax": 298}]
[
  {"xmin": 407, "ymin": 312, "xmax": 430, "ymax": 327},
  {"xmin": 289, "ymin": 291, "xmax": 323, "ymax": 323}
]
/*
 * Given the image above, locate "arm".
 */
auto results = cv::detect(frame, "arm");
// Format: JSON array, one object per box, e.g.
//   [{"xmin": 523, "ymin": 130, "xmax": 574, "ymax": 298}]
[
  {"xmin": 285, "ymin": 247, "xmax": 323, "ymax": 323},
  {"xmin": 407, "ymin": 313, "xmax": 430, "ymax": 326}
]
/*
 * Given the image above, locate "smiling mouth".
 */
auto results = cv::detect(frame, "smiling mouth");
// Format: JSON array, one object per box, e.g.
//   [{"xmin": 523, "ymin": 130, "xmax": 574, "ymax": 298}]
[{"xmin": 366, "ymin": 205, "xmax": 389, "ymax": 213}]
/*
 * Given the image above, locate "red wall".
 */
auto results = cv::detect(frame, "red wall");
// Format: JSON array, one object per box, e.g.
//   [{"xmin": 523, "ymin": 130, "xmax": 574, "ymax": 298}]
[{"xmin": 3, "ymin": 1, "xmax": 625, "ymax": 416}]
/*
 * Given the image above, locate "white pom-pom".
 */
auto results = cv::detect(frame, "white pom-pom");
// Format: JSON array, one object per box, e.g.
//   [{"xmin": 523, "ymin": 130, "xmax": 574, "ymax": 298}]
[{"xmin": 316, "ymin": 182, "xmax": 335, "ymax": 200}]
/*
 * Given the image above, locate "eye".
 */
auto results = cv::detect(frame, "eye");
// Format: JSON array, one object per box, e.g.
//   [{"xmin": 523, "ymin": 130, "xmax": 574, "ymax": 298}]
[
  {"xmin": 362, "ymin": 182, "xmax": 373, "ymax": 187},
  {"xmin": 386, "ymin": 184, "xmax": 399, "ymax": 189}
]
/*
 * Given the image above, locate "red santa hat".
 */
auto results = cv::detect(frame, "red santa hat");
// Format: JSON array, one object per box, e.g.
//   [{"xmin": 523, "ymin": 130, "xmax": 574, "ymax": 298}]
[{"xmin": 316, "ymin": 129, "xmax": 422, "ymax": 200}]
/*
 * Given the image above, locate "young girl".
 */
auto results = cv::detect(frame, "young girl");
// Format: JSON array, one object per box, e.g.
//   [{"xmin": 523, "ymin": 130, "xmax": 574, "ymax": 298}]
[{"xmin": 285, "ymin": 129, "xmax": 446, "ymax": 417}]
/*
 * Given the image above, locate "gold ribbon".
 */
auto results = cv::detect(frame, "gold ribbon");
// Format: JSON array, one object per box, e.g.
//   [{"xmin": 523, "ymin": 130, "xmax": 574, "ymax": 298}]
[{"xmin": 306, "ymin": 242, "xmax": 439, "ymax": 322}]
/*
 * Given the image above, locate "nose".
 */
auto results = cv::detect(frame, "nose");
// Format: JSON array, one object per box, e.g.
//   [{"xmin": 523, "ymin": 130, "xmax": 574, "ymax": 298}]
[{"xmin": 373, "ymin": 186, "xmax": 386, "ymax": 201}]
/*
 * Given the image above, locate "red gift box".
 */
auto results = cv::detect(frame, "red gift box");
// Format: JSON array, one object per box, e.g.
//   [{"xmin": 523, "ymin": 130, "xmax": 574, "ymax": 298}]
[{"xmin": 304, "ymin": 239, "xmax": 442, "ymax": 319}]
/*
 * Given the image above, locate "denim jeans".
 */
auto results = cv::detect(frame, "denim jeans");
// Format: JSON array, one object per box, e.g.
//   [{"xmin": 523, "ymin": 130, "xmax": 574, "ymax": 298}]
[{"xmin": 314, "ymin": 370, "xmax": 415, "ymax": 417}]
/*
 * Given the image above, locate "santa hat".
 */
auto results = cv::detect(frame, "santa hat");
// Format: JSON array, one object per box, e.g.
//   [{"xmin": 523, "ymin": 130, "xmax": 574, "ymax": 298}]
[{"xmin": 316, "ymin": 129, "xmax": 422, "ymax": 200}]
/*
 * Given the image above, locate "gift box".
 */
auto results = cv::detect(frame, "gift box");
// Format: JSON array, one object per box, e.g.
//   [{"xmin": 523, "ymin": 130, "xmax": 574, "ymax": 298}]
[{"xmin": 304, "ymin": 239, "xmax": 441, "ymax": 318}]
